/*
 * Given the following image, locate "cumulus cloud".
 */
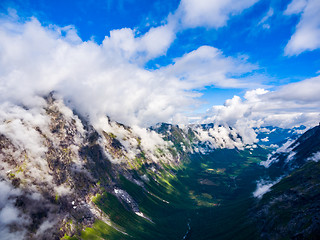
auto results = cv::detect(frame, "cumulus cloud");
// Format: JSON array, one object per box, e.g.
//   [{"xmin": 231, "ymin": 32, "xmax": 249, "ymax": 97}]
[
  {"xmin": 203, "ymin": 76, "xmax": 320, "ymax": 143},
  {"xmin": 0, "ymin": 16, "xmax": 181, "ymax": 126},
  {"xmin": 0, "ymin": 15, "xmax": 261, "ymax": 127},
  {"xmin": 102, "ymin": 23, "xmax": 176, "ymax": 64},
  {"xmin": 284, "ymin": 0, "xmax": 320, "ymax": 55},
  {"xmin": 203, "ymin": 89, "xmax": 266, "ymax": 144},
  {"xmin": 102, "ymin": 0, "xmax": 261, "ymax": 65},
  {"xmin": 174, "ymin": 0, "xmax": 259, "ymax": 28},
  {"xmin": 0, "ymin": 10, "xmax": 316, "ymax": 131},
  {"xmin": 161, "ymin": 46, "xmax": 260, "ymax": 89}
]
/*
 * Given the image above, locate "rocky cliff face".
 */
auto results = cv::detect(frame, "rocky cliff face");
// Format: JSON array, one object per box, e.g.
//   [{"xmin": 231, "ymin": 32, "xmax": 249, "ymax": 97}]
[
  {"xmin": 0, "ymin": 94, "xmax": 181, "ymax": 239},
  {"xmin": 0, "ymin": 95, "xmax": 101, "ymax": 239}
]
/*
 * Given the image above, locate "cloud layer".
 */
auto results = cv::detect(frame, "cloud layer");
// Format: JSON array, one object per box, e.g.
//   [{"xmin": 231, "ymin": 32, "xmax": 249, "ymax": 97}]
[
  {"xmin": 204, "ymin": 76, "xmax": 320, "ymax": 134},
  {"xmin": 162, "ymin": 46, "xmax": 260, "ymax": 89},
  {"xmin": 0, "ymin": 15, "xmax": 261, "ymax": 127},
  {"xmin": 0, "ymin": 1, "xmax": 318, "ymax": 130}
]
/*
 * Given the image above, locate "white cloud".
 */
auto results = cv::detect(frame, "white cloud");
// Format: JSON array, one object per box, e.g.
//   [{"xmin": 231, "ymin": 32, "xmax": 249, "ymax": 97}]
[
  {"xmin": 284, "ymin": 0, "xmax": 308, "ymax": 15},
  {"xmin": 267, "ymin": 75, "xmax": 320, "ymax": 103},
  {"xmin": 102, "ymin": 0, "xmax": 260, "ymax": 64},
  {"xmin": 203, "ymin": 89, "xmax": 267, "ymax": 144},
  {"xmin": 193, "ymin": 124, "xmax": 252, "ymax": 149},
  {"xmin": 0, "ymin": 181, "xmax": 20, "ymax": 209},
  {"xmin": 307, "ymin": 151, "xmax": 320, "ymax": 162},
  {"xmin": 203, "ymin": 76, "xmax": 320, "ymax": 143},
  {"xmin": 0, "ymin": 205, "xmax": 19, "ymax": 224},
  {"xmin": 0, "ymin": 108, "xmax": 48, "ymax": 159},
  {"xmin": 0, "ymin": 11, "xmax": 316, "ymax": 131},
  {"xmin": 161, "ymin": 46, "xmax": 260, "ymax": 89},
  {"xmin": 253, "ymin": 179, "xmax": 280, "ymax": 198},
  {"xmin": 0, "ymin": 181, "xmax": 27, "ymax": 240},
  {"xmin": 0, "ymin": 17, "xmax": 182, "ymax": 127},
  {"xmin": 175, "ymin": 0, "xmax": 259, "ymax": 28},
  {"xmin": 102, "ymin": 23, "xmax": 176, "ymax": 64},
  {"xmin": 258, "ymin": 8, "xmax": 274, "ymax": 29},
  {"xmin": 0, "ymin": 16, "xmax": 263, "ymax": 128},
  {"xmin": 284, "ymin": 0, "xmax": 320, "ymax": 55},
  {"xmin": 140, "ymin": 24, "xmax": 176, "ymax": 59}
]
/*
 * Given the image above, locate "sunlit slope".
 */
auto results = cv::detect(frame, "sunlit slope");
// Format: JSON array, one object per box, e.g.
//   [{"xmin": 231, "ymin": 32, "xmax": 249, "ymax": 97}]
[{"xmin": 68, "ymin": 147, "xmax": 270, "ymax": 240}]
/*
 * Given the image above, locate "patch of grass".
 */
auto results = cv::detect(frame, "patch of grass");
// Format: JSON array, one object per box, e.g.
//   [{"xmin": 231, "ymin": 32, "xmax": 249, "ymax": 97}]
[
  {"xmin": 61, "ymin": 234, "xmax": 78, "ymax": 240},
  {"xmin": 77, "ymin": 147, "xmax": 271, "ymax": 240},
  {"xmin": 81, "ymin": 220, "xmax": 128, "ymax": 240}
]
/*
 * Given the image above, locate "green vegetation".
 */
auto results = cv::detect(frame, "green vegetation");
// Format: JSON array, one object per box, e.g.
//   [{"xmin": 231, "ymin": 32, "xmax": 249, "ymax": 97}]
[
  {"xmin": 107, "ymin": 132, "xmax": 117, "ymax": 139},
  {"xmin": 254, "ymin": 160, "xmax": 320, "ymax": 239},
  {"xmin": 81, "ymin": 221, "xmax": 128, "ymax": 240},
  {"xmin": 68, "ymin": 146, "xmax": 270, "ymax": 240},
  {"xmin": 62, "ymin": 234, "xmax": 78, "ymax": 240}
]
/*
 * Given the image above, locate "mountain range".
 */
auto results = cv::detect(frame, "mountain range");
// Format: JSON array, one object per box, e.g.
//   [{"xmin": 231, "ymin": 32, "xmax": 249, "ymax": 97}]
[{"xmin": 0, "ymin": 95, "xmax": 319, "ymax": 240}]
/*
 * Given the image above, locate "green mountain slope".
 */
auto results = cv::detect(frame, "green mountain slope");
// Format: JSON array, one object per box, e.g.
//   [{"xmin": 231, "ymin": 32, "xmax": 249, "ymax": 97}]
[
  {"xmin": 253, "ymin": 125, "xmax": 320, "ymax": 239},
  {"xmin": 254, "ymin": 160, "xmax": 320, "ymax": 240}
]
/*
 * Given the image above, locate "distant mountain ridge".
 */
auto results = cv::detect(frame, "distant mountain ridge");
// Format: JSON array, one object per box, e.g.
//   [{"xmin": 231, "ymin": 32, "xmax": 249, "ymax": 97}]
[
  {"xmin": 254, "ymin": 125, "xmax": 305, "ymax": 147},
  {"xmin": 262, "ymin": 124, "xmax": 320, "ymax": 172}
]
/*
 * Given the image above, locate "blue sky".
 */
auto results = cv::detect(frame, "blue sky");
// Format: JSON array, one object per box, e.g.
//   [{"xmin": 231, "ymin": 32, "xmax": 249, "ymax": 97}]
[{"xmin": 0, "ymin": 0, "xmax": 319, "ymax": 127}]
